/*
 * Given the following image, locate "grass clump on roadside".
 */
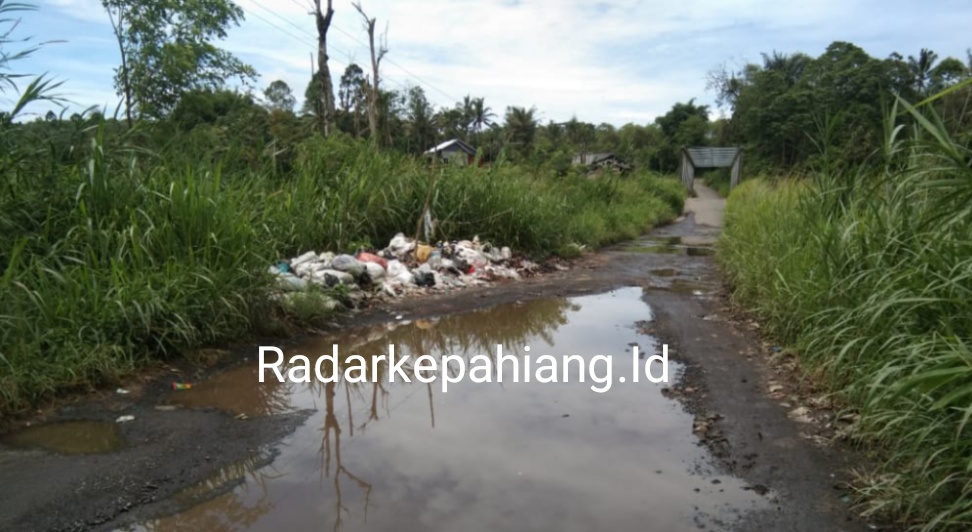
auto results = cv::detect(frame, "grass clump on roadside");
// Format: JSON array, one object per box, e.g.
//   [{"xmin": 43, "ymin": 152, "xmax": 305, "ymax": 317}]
[
  {"xmin": 0, "ymin": 128, "xmax": 684, "ymax": 415},
  {"xmin": 718, "ymin": 94, "xmax": 972, "ymax": 530}
]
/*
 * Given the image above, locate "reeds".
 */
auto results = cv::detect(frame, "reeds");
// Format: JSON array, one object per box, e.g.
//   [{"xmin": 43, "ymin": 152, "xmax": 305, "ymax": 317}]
[
  {"xmin": 0, "ymin": 126, "xmax": 684, "ymax": 414},
  {"xmin": 719, "ymin": 92, "xmax": 972, "ymax": 530}
]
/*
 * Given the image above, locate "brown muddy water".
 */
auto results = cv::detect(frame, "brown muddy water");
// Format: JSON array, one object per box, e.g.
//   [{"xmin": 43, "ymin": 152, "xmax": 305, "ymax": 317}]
[
  {"xmin": 124, "ymin": 287, "xmax": 767, "ymax": 532},
  {"xmin": 616, "ymin": 236, "xmax": 715, "ymax": 257},
  {"xmin": 1, "ymin": 420, "xmax": 124, "ymax": 455}
]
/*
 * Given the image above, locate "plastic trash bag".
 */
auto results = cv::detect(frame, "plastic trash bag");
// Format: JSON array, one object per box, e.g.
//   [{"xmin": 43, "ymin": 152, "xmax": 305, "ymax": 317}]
[
  {"xmin": 331, "ymin": 254, "xmax": 365, "ymax": 276},
  {"xmin": 291, "ymin": 251, "xmax": 319, "ymax": 267}
]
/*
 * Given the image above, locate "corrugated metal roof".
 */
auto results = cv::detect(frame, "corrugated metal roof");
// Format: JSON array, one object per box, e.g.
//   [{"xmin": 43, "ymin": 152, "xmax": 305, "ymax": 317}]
[
  {"xmin": 572, "ymin": 152, "xmax": 613, "ymax": 165},
  {"xmin": 424, "ymin": 138, "xmax": 476, "ymax": 155},
  {"xmin": 685, "ymin": 147, "xmax": 741, "ymax": 168}
]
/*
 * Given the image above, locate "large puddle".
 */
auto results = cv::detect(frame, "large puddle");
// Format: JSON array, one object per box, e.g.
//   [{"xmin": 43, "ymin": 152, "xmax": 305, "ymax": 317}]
[
  {"xmin": 615, "ymin": 236, "xmax": 716, "ymax": 256},
  {"xmin": 2, "ymin": 420, "xmax": 124, "ymax": 455},
  {"xmin": 128, "ymin": 287, "xmax": 765, "ymax": 531}
]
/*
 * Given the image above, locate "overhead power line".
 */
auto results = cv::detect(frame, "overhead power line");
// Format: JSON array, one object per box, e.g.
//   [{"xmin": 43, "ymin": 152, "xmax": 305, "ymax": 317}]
[
  {"xmin": 282, "ymin": 0, "xmax": 460, "ymax": 104},
  {"xmin": 239, "ymin": 0, "xmax": 412, "ymax": 93}
]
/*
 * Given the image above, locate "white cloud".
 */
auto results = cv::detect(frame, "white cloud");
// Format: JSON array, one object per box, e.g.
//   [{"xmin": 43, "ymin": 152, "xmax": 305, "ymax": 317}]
[{"xmin": 27, "ymin": 0, "xmax": 972, "ymax": 125}]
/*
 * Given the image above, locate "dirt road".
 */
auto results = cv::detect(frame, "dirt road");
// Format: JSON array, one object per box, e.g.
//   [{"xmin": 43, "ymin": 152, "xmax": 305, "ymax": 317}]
[{"xmin": 0, "ymin": 181, "xmax": 872, "ymax": 532}]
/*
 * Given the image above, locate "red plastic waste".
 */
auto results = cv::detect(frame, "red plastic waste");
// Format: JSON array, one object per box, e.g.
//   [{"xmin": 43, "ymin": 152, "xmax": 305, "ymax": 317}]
[{"xmin": 356, "ymin": 252, "xmax": 388, "ymax": 269}]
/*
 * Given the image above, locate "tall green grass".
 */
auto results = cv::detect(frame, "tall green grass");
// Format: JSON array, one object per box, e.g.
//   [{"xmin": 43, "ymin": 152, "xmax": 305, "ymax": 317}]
[
  {"xmin": 0, "ymin": 127, "xmax": 684, "ymax": 414},
  {"xmin": 719, "ymin": 96, "xmax": 972, "ymax": 530}
]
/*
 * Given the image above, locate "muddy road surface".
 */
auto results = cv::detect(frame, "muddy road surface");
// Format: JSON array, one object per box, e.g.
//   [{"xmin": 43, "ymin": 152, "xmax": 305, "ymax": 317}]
[{"xmin": 0, "ymin": 182, "xmax": 872, "ymax": 532}]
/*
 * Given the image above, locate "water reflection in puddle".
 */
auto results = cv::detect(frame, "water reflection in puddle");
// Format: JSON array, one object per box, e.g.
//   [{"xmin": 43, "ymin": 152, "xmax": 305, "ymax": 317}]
[
  {"xmin": 616, "ymin": 237, "xmax": 715, "ymax": 257},
  {"xmin": 131, "ymin": 287, "xmax": 766, "ymax": 532},
  {"xmin": 2, "ymin": 421, "xmax": 124, "ymax": 455}
]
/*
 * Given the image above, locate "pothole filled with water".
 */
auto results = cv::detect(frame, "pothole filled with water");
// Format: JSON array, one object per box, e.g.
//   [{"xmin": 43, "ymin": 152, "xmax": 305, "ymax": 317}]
[
  {"xmin": 617, "ymin": 236, "xmax": 715, "ymax": 257},
  {"xmin": 130, "ymin": 287, "xmax": 767, "ymax": 532},
  {"xmin": 1, "ymin": 420, "xmax": 124, "ymax": 455}
]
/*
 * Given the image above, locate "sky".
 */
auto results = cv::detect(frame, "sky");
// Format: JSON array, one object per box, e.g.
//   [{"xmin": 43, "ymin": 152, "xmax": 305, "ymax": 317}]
[{"xmin": 9, "ymin": 0, "xmax": 972, "ymax": 126}]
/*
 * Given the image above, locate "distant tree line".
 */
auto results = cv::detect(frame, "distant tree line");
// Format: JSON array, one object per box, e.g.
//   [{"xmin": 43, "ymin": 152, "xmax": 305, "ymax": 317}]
[
  {"xmin": 9, "ymin": 1, "xmax": 971, "ymax": 178},
  {"xmin": 708, "ymin": 43, "xmax": 972, "ymax": 173}
]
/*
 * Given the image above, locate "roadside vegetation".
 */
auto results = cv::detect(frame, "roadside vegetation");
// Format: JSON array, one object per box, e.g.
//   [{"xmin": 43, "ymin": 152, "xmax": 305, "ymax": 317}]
[
  {"xmin": 0, "ymin": 1, "xmax": 684, "ymax": 415},
  {"xmin": 715, "ymin": 41, "xmax": 972, "ymax": 530}
]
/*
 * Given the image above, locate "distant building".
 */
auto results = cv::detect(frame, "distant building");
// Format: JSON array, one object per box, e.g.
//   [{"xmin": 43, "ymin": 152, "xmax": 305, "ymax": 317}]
[
  {"xmin": 572, "ymin": 152, "xmax": 632, "ymax": 173},
  {"xmin": 424, "ymin": 139, "xmax": 478, "ymax": 165}
]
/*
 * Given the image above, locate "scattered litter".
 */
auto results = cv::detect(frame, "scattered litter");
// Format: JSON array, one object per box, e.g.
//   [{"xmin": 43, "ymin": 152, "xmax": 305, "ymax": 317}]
[
  {"xmin": 171, "ymin": 382, "xmax": 193, "ymax": 391},
  {"xmin": 115, "ymin": 388, "xmax": 130, "ymax": 395},
  {"xmin": 356, "ymin": 252, "xmax": 387, "ymax": 269},
  {"xmin": 331, "ymin": 254, "xmax": 365, "ymax": 276},
  {"xmin": 115, "ymin": 415, "xmax": 135, "ymax": 423},
  {"xmin": 395, "ymin": 315, "xmax": 403, "ymax": 320},
  {"xmin": 234, "ymin": 413, "xmax": 249, "ymax": 421},
  {"xmin": 270, "ymin": 232, "xmax": 536, "ymax": 305}
]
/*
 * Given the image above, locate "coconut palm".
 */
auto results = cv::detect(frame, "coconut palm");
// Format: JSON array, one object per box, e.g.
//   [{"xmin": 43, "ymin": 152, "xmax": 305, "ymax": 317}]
[
  {"xmin": 469, "ymin": 97, "xmax": 495, "ymax": 133},
  {"xmin": 760, "ymin": 51, "xmax": 810, "ymax": 86},
  {"xmin": 908, "ymin": 48, "xmax": 939, "ymax": 95},
  {"xmin": 503, "ymin": 105, "xmax": 537, "ymax": 161}
]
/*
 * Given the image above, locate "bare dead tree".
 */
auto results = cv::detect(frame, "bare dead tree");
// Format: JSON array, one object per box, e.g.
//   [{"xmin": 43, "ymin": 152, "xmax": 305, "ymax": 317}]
[
  {"xmin": 312, "ymin": 0, "xmax": 337, "ymax": 136},
  {"xmin": 353, "ymin": 1, "xmax": 387, "ymax": 146}
]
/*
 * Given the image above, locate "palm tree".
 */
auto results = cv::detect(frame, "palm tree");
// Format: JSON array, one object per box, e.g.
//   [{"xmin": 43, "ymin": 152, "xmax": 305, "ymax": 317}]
[
  {"xmin": 470, "ymin": 97, "xmax": 496, "ymax": 134},
  {"xmin": 760, "ymin": 51, "xmax": 810, "ymax": 86},
  {"xmin": 459, "ymin": 94, "xmax": 475, "ymax": 135},
  {"xmin": 504, "ymin": 106, "xmax": 537, "ymax": 161},
  {"xmin": 908, "ymin": 48, "xmax": 939, "ymax": 95}
]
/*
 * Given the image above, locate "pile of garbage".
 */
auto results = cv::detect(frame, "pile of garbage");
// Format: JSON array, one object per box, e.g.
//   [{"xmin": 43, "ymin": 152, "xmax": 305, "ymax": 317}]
[{"xmin": 269, "ymin": 232, "xmax": 540, "ymax": 301}]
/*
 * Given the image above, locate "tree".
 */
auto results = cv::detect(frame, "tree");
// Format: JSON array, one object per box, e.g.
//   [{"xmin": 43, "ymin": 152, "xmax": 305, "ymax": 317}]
[
  {"xmin": 458, "ymin": 94, "xmax": 474, "ymax": 134},
  {"xmin": 170, "ymin": 89, "xmax": 260, "ymax": 132},
  {"xmin": 706, "ymin": 64, "xmax": 745, "ymax": 111},
  {"xmin": 353, "ymin": 1, "xmax": 387, "ymax": 145},
  {"xmin": 311, "ymin": 0, "xmax": 336, "ymax": 136},
  {"xmin": 503, "ymin": 105, "xmax": 537, "ymax": 161},
  {"xmin": 929, "ymin": 57, "xmax": 968, "ymax": 93},
  {"xmin": 908, "ymin": 48, "xmax": 939, "ymax": 96},
  {"xmin": 655, "ymin": 99, "xmax": 709, "ymax": 140},
  {"xmin": 263, "ymin": 80, "xmax": 295, "ymax": 112},
  {"xmin": 101, "ymin": 0, "xmax": 256, "ymax": 120},
  {"xmin": 302, "ymin": 72, "xmax": 322, "ymax": 116},
  {"xmin": 337, "ymin": 63, "xmax": 366, "ymax": 136},
  {"xmin": 434, "ymin": 106, "xmax": 465, "ymax": 140},
  {"xmin": 469, "ymin": 97, "xmax": 496, "ymax": 136},
  {"xmin": 655, "ymin": 100, "xmax": 710, "ymax": 171},
  {"xmin": 338, "ymin": 64, "xmax": 366, "ymax": 112},
  {"xmin": 403, "ymin": 85, "xmax": 435, "ymax": 153},
  {"xmin": 563, "ymin": 117, "xmax": 595, "ymax": 152},
  {"xmin": 761, "ymin": 51, "xmax": 811, "ymax": 86}
]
